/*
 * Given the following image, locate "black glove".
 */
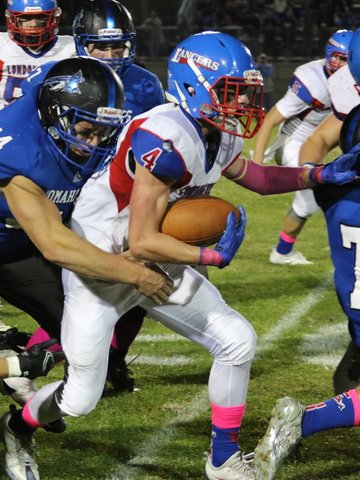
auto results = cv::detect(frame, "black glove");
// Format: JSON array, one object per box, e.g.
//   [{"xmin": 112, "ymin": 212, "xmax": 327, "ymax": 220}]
[
  {"xmin": 0, "ymin": 327, "xmax": 32, "ymax": 353},
  {"xmin": 17, "ymin": 339, "xmax": 65, "ymax": 379}
]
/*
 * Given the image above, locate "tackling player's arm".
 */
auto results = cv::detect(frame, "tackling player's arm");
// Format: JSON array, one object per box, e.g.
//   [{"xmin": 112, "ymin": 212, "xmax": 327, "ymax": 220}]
[
  {"xmin": 252, "ymin": 105, "xmax": 286, "ymax": 164},
  {"xmin": 1, "ymin": 175, "xmax": 173, "ymax": 303},
  {"xmin": 298, "ymin": 112, "xmax": 342, "ymax": 166}
]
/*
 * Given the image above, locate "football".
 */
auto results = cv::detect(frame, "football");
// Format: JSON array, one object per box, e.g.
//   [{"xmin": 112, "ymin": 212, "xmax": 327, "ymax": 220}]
[{"xmin": 160, "ymin": 195, "xmax": 241, "ymax": 246}]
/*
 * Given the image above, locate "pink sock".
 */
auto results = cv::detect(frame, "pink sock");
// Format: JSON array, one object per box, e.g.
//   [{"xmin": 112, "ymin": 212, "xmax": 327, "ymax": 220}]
[
  {"xmin": 22, "ymin": 400, "xmax": 45, "ymax": 429},
  {"xmin": 211, "ymin": 402, "xmax": 246, "ymax": 429},
  {"xmin": 26, "ymin": 328, "xmax": 62, "ymax": 353}
]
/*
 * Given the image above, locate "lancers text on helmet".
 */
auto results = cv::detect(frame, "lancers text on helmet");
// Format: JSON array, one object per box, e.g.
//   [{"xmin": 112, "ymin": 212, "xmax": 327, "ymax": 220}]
[{"xmin": 170, "ymin": 48, "xmax": 220, "ymax": 71}]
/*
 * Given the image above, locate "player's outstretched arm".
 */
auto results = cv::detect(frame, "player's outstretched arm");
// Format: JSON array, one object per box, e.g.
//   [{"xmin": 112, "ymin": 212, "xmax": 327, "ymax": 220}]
[
  {"xmin": 1, "ymin": 176, "xmax": 173, "ymax": 304},
  {"xmin": 299, "ymin": 113, "xmax": 342, "ymax": 166},
  {"xmin": 224, "ymin": 145, "xmax": 360, "ymax": 195},
  {"xmin": 252, "ymin": 106, "xmax": 286, "ymax": 165}
]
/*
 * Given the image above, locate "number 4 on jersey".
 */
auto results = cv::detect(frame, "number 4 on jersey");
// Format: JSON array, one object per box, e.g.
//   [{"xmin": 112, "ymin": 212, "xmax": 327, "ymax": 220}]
[{"xmin": 141, "ymin": 147, "xmax": 162, "ymax": 171}]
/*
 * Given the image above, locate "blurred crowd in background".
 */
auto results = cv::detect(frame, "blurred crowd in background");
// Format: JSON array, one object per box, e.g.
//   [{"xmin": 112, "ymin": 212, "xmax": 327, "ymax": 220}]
[{"xmin": 0, "ymin": 0, "xmax": 356, "ymax": 61}]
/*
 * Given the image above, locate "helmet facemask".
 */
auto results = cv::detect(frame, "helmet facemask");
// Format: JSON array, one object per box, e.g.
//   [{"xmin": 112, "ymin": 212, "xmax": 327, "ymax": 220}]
[
  {"xmin": 199, "ymin": 73, "xmax": 265, "ymax": 138},
  {"xmin": 80, "ymin": 33, "xmax": 136, "ymax": 75},
  {"xmin": 47, "ymin": 103, "xmax": 125, "ymax": 178},
  {"xmin": 5, "ymin": 7, "xmax": 61, "ymax": 48},
  {"xmin": 325, "ymin": 50, "xmax": 348, "ymax": 74}
]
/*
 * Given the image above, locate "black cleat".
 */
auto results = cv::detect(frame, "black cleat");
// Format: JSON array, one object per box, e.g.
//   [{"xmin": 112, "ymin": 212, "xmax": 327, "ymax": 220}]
[
  {"xmin": 42, "ymin": 418, "xmax": 67, "ymax": 434},
  {"xmin": 103, "ymin": 349, "xmax": 137, "ymax": 396}
]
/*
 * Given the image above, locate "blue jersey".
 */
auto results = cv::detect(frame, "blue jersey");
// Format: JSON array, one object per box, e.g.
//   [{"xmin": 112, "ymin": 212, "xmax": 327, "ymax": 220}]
[
  {"xmin": 120, "ymin": 63, "xmax": 164, "ymax": 116},
  {"xmin": 0, "ymin": 86, "xmax": 89, "ymax": 254},
  {"xmin": 315, "ymin": 185, "xmax": 360, "ymax": 346},
  {"xmin": 22, "ymin": 62, "xmax": 165, "ymax": 119}
]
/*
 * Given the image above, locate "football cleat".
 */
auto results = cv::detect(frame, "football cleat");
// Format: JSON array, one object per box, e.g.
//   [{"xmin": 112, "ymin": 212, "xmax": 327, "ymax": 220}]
[
  {"xmin": 269, "ymin": 248, "xmax": 313, "ymax": 265},
  {"xmin": 42, "ymin": 418, "xmax": 66, "ymax": 434},
  {"xmin": 0, "ymin": 408, "xmax": 39, "ymax": 480},
  {"xmin": 103, "ymin": 351, "xmax": 137, "ymax": 396},
  {"xmin": 1, "ymin": 378, "xmax": 66, "ymax": 434},
  {"xmin": 205, "ymin": 450, "xmax": 255, "ymax": 479},
  {"xmin": 253, "ymin": 397, "xmax": 305, "ymax": 480}
]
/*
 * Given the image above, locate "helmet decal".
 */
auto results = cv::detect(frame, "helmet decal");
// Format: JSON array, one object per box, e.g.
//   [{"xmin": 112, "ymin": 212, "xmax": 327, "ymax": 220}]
[
  {"xmin": 170, "ymin": 48, "xmax": 220, "ymax": 71},
  {"xmin": 44, "ymin": 71, "xmax": 86, "ymax": 95}
]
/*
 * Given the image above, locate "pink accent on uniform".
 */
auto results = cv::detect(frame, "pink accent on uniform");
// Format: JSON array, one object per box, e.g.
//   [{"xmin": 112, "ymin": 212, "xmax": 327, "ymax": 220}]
[
  {"xmin": 280, "ymin": 231, "xmax": 297, "ymax": 243},
  {"xmin": 26, "ymin": 328, "xmax": 62, "ymax": 353},
  {"xmin": 199, "ymin": 248, "xmax": 223, "ymax": 266},
  {"xmin": 210, "ymin": 402, "xmax": 246, "ymax": 429},
  {"xmin": 349, "ymin": 389, "xmax": 360, "ymax": 425},
  {"xmin": 22, "ymin": 400, "xmax": 45, "ymax": 429},
  {"xmin": 111, "ymin": 335, "xmax": 119, "ymax": 349},
  {"xmin": 28, "ymin": 326, "xmax": 120, "ymax": 352},
  {"xmin": 232, "ymin": 160, "xmax": 307, "ymax": 193}
]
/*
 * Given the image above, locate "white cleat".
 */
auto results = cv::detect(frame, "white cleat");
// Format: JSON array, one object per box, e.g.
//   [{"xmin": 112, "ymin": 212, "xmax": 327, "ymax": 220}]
[
  {"xmin": 269, "ymin": 249, "xmax": 313, "ymax": 266},
  {"xmin": 205, "ymin": 450, "xmax": 255, "ymax": 479},
  {"xmin": 0, "ymin": 410, "xmax": 39, "ymax": 480},
  {"xmin": 2, "ymin": 378, "xmax": 38, "ymax": 407},
  {"xmin": 253, "ymin": 397, "xmax": 305, "ymax": 480}
]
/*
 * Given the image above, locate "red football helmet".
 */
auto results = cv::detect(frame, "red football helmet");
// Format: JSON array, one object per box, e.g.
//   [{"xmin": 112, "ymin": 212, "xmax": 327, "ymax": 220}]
[{"xmin": 5, "ymin": 0, "xmax": 61, "ymax": 48}]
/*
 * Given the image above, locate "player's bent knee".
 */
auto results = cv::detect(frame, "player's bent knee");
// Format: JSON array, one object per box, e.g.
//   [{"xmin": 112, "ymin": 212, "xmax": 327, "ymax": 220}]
[
  {"xmin": 60, "ymin": 396, "xmax": 99, "ymax": 417},
  {"xmin": 56, "ymin": 381, "xmax": 103, "ymax": 417},
  {"xmin": 218, "ymin": 321, "xmax": 257, "ymax": 365}
]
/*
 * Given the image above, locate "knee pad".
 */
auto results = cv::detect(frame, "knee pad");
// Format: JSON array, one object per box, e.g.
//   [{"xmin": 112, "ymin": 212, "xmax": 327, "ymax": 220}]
[{"xmin": 292, "ymin": 190, "xmax": 319, "ymax": 218}]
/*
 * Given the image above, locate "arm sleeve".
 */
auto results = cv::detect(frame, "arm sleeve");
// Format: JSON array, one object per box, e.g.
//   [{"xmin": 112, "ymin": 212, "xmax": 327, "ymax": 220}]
[{"xmin": 234, "ymin": 160, "xmax": 306, "ymax": 194}]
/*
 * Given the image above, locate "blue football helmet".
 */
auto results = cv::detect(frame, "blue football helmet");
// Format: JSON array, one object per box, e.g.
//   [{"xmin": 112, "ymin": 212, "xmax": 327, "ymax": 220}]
[
  {"xmin": 348, "ymin": 28, "xmax": 360, "ymax": 85},
  {"xmin": 166, "ymin": 31, "xmax": 265, "ymax": 138},
  {"xmin": 324, "ymin": 29, "xmax": 354, "ymax": 75},
  {"xmin": 38, "ymin": 57, "xmax": 126, "ymax": 179},
  {"xmin": 5, "ymin": 0, "xmax": 61, "ymax": 48},
  {"xmin": 72, "ymin": 0, "xmax": 136, "ymax": 76}
]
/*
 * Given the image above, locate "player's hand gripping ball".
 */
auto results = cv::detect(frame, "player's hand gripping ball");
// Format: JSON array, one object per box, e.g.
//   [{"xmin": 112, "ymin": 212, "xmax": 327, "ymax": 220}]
[{"xmin": 160, "ymin": 195, "xmax": 242, "ymax": 246}]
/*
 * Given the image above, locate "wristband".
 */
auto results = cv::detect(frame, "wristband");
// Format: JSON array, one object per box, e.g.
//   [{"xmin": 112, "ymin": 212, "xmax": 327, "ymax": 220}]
[
  {"xmin": 199, "ymin": 247, "xmax": 223, "ymax": 267},
  {"xmin": 309, "ymin": 166, "xmax": 324, "ymax": 185},
  {"xmin": 6, "ymin": 356, "xmax": 22, "ymax": 377}
]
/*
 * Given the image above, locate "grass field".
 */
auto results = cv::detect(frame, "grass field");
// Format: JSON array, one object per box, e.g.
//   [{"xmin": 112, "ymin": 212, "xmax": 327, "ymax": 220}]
[{"xmin": 0, "ymin": 143, "xmax": 358, "ymax": 479}]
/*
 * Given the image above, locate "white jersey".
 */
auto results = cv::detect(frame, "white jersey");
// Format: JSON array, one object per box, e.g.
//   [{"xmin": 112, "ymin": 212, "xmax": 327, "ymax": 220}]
[
  {"xmin": 50, "ymin": 102, "xmax": 254, "ymax": 423},
  {"xmin": 71, "ymin": 102, "xmax": 244, "ymax": 251},
  {"xmin": 0, "ymin": 32, "xmax": 75, "ymax": 109},
  {"xmin": 327, "ymin": 64, "xmax": 360, "ymax": 118},
  {"xmin": 276, "ymin": 59, "xmax": 331, "ymax": 141}
]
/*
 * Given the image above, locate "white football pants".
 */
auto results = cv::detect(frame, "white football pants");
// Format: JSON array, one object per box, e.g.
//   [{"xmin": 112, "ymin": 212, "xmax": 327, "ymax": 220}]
[{"xmin": 27, "ymin": 264, "xmax": 256, "ymax": 424}]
